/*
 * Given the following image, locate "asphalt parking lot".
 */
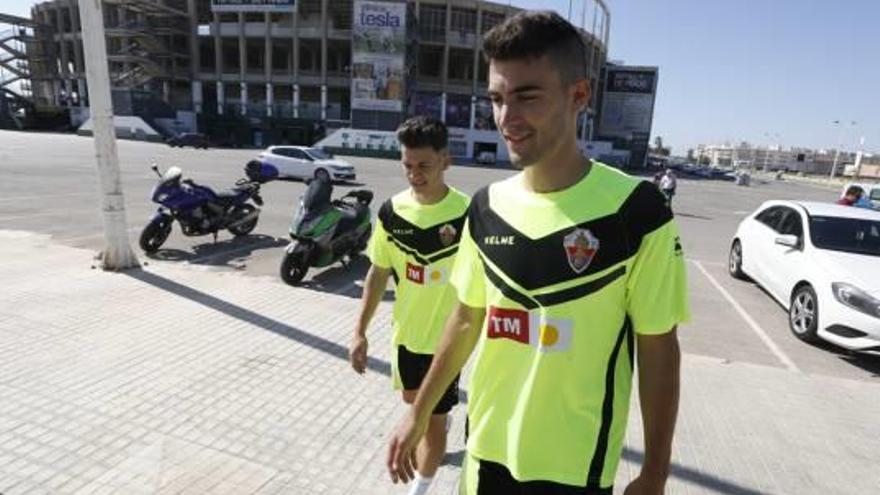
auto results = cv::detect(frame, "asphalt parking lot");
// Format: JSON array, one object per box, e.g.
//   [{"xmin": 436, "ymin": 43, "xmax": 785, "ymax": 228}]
[{"xmin": 1, "ymin": 130, "xmax": 878, "ymax": 384}]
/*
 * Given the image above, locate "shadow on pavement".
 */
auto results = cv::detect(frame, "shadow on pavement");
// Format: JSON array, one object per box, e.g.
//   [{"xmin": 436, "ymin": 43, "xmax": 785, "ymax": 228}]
[
  {"xmin": 124, "ymin": 268, "xmax": 392, "ymax": 376},
  {"xmin": 810, "ymin": 341, "xmax": 880, "ymax": 377},
  {"xmin": 299, "ymin": 255, "xmax": 371, "ymax": 296},
  {"xmin": 146, "ymin": 234, "xmax": 287, "ymax": 268},
  {"xmin": 622, "ymin": 448, "xmax": 765, "ymax": 494},
  {"xmin": 675, "ymin": 212, "xmax": 713, "ymax": 220},
  {"xmin": 442, "ymin": 449, "xmax": 465, "ymax": 468}
]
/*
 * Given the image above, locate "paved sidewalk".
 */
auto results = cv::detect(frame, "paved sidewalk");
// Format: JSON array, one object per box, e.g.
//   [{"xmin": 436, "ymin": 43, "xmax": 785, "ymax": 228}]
[{"xmin": 1, "ymin": 230, "xmax": 878, "ymax": 494}]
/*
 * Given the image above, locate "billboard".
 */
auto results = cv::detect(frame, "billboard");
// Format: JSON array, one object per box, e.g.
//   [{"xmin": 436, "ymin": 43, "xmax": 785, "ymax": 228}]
[
  {"xmin": 597, "ymin": 68, "xmax": 658, "ymax": 139},
  {"xmin": 211, "ymin": 0, "xmax": 296, "ymax": 13},
  {"xmin": 351, "ymin": 1, "xmax": 406, "ymax": 112}
]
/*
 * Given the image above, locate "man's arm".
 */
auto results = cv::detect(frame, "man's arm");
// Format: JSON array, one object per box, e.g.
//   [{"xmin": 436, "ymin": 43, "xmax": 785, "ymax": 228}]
[
  {"xmin": 349, "ymin": 264, "xmax": 391, "ymax": 374},
  {"xmin": 386, "ymin": 301, "xmax": 486, "ymax": 483},
  {"xmin": 625, "ymin": 328, "xmax": 681, "ymax": 494}
]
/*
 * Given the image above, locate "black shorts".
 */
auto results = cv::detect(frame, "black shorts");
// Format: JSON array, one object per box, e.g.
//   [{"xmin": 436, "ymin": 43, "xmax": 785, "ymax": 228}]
[
  {"xmin": 397, "ymin": 345, "xmax": 459, "ymax": 415},
  {"xmin": 467, "ymin": 457, "xmax": 613, "ymax": 495}
]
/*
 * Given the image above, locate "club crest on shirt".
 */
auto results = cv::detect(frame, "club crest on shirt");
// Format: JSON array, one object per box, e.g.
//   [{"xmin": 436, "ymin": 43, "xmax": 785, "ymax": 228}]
[
  {"xmin": 563, "ymin": 228, "xmax": 599, "ymax": 274},
  {"xmin": 438, "ymin": 223, "xmax": 457, "ymax": 247}
]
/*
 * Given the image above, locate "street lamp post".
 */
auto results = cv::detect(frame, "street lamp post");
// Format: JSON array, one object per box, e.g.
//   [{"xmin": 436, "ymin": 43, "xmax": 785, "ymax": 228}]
[
  {"xmin": 78, "ymin": 0, "xmax": 139, "ymax": 270},
  {"xmin": 854, "ymin": 136, "xmax": 866, "ymax": 180},
  {"xmin": 829, "ymin": 120, "xmax": 856, "ymax": 181}
]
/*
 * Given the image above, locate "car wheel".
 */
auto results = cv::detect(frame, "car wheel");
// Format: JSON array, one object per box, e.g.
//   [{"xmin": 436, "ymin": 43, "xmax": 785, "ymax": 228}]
[
  {"xmin": 314, "ymin": 168, "xmax": 330, "ymax": 182},
  {"xmin": 728, "ymin": 240, "xmax": 748, "ymax": 280},
  {"xmin": 789, "ymin": 284, "xmax": 820, "ymax": 343}
]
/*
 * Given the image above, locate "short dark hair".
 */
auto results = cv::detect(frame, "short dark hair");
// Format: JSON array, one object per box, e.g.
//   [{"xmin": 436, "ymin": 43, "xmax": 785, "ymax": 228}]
[
  {"xmin": 846, "ymin": 185, "xmax": 864, "ymax": 197},
  {"xmin": 396, "ymin": 116, "xmax": 448, "ymax": 151},
  {"xmin": 482, "ymin": 10, "xmax": 587, "ymax": 83}
]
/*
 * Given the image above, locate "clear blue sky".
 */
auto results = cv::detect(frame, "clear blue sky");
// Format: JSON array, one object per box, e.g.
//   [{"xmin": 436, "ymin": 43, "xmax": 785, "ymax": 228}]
[
  {"xmin": 3, "ymin": 0, "xmax": 877, "ymax": 155},
  {"xmin": 515, "ymin": 0, "xmax": 879, "ymax": 155}
]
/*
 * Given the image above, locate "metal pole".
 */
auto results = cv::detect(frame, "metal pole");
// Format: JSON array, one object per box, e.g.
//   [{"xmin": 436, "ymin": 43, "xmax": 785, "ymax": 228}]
[
  {"xmin": 854, "ymin": 136, "xmax": 865, "ymax": 180},
  {"xmin": 829, "ymin": 120, "xmax": 842, "ymax": 181},
  {"xmin": 77, "ymin": 0, "xmax": 139, "ymax": 270}
]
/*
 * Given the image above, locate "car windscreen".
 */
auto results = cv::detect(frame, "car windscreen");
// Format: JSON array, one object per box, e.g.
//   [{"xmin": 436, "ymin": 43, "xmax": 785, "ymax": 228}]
[
  {"xmin": 810, "ymin": 216, "xmax": 880, "ymax": 256},
  {"xmin": 306, "ymin": 148, "xmax": 332, "ymax": 160}
]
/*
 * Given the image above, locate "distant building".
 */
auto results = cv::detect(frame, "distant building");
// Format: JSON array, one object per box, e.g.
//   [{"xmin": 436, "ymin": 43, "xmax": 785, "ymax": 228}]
[{"xmin": 23, "ymin": 0, "xmax": 612, "ymax": 157}]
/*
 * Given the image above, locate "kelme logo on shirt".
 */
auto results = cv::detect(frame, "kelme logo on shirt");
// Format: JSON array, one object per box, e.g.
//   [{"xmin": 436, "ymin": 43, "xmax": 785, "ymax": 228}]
[
  {"xmin": 393, "ymin": 228, "xmax": 414, "ymax": 236},
  {"xmin": 486, "ymin": 306, "xmax": 573, "ymax": 352},
  {"xmin": 439, "ymin": 223, "xmax": 457, "ymax": 247},
  {"xmin": 484, "ymin": 235, "xmax": 515, "ymax": 246},
  {"xmin": 405, "ymin": 262, "xmax": 446, "ymax": 286},
  {"xmin": 564, "ymin": 228, "xmax": 599, "ymax": 274}
]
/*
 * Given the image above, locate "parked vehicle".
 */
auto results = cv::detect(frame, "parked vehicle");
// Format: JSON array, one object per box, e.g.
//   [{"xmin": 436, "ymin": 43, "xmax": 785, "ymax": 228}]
[
  {"xmin": 166, "ymin": 132, "xmax": 211, "ymax": 149},
  {"xmin": 475, "ymin": 151, "xmax": 496, "ymax": 165},
  {"xmin": 139, "ymin": 161, "xmax": 277, "ymax": 253},
  {"xmin": 279, "ymin": 177, "xmax": 373, "ymax": 285},
  {"xmin": 840, "ymin": 182, "xmax": 880, "ymax": 208},
  {"xmin": 257, "ymin": 146, "xmax": 356, "ymax": 182},
  {"xmin": 729, "ymin": 200, "xmax": 880, "ymax": 353}
]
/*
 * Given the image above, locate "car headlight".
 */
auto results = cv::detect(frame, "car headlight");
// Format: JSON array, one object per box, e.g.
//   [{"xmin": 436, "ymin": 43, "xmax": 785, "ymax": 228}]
[{"xmin": 832, "ymin": 282, "xmax": 880, "ymax": 318}]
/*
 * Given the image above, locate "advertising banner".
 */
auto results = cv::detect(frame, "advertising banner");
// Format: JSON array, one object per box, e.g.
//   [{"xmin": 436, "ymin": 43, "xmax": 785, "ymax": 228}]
[
  {"xmin": 211, "ymin": 0, "xmax": 296, "ymax": 13},
  {"xmin": 415, "ymin": 92, "xmax": 442, "ymax": 121},
  {"xmin": 351, "ymin": 1, "xmax": 406, "ymax": 112},
  {"xmin": 598, "ymin": 68, "xmax": 657, "ymax": 139},
  {"xmin": 445, "ymin": 94, "xmax": 471, "ymax": 129},
  {"xmin": 474, "ymin": 96, "xmax": 496, "ymax": 130}
]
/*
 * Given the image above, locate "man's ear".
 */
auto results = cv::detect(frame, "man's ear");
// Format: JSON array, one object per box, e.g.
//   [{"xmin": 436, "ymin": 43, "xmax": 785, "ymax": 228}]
[
  {"xmin": 443, "ymin": 149, "xmax": 452, "ymax": 170},
  {"xmin": 572, "ymin": 79, "xmax": 591, "ymax": 113}
]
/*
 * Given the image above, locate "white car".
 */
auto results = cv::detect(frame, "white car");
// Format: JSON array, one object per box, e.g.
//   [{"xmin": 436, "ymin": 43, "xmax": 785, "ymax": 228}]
[
  {"xmin": 729, "ymin": 200, "xmax": 880, "ymax": 353},
  {"xmin": 258, "ymin": 146, "xmax": 356, "ymax": 182}
]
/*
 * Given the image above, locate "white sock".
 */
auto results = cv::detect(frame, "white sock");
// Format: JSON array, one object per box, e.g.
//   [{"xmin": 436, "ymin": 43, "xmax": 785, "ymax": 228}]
[{"xmin": 407, "ymin": 474, "xmax": 434, "ymax": 495}]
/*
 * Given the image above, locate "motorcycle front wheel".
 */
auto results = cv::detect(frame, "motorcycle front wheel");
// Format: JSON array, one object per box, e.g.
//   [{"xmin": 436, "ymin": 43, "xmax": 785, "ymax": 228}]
[
  {"xmin": 139, "ymin": 217, "xmax": 173, "ymax": 253},
  {"xmin": 280, "ymin": 246, "xmax": 309, "ymax": 286}
]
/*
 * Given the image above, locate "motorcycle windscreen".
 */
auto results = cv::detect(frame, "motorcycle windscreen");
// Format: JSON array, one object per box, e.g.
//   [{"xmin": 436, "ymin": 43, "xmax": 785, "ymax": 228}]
[
  {"xmin": 302, "ymin": 177, "xmax": 332, "ymax": 210},
  {"xmin": 290, "ymin": 178, "xmax": 334, "ymax": 235}
]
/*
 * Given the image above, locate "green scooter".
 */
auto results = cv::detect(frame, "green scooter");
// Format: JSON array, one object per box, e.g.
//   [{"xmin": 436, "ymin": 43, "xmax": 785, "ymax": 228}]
[{"xmin": 279, "ymin": 177, "xmax": 373, "ymax": 285}]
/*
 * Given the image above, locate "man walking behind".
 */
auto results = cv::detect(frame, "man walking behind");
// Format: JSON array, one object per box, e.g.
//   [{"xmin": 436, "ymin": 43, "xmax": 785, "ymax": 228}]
[
  {"xmin": 350, "ymin": 116, "xmax": 470, "ymax": 495},
  {"xmin": 386, "ymin": 12, "xmax": 689, "ymax": 495}
]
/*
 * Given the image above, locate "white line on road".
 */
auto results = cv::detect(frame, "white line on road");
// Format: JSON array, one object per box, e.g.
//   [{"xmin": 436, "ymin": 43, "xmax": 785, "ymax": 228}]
[
  {"xmin": 685, "ymin": 258, "xmax": 725, "ymax": 267},
  {"xmin": 691, "ymin": 260, "xmax": 800, "ymax": 373}
]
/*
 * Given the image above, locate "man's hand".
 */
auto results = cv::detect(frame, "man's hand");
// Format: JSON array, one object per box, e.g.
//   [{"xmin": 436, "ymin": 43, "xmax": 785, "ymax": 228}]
[
  {"xmin": 349, "ymin": 335, "xmax": 368, "ymax": 374},
  {"xmin": 386, "ymin": 409, "xmax": 429, "ymax": 483},
  {"xmin": 623, "ymin": 474, "xmax": 666, "ymax": 495}
]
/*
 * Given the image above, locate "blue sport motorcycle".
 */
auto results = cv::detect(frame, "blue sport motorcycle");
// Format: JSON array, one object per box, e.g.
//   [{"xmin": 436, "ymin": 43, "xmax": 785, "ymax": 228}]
[{"xmin": 139, "ymin": 161, "xmax": 276, "ymax": 253}]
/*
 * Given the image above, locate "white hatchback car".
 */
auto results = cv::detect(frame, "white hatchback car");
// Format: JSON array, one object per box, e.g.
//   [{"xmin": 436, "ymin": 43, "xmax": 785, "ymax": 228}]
[
  {"xmin": 258, "ymin": 146, "xmax": 356, "ymax": 182},
  {"xmin": 729, "ymin": 200, "xmax": 880, "ymax": 353}
]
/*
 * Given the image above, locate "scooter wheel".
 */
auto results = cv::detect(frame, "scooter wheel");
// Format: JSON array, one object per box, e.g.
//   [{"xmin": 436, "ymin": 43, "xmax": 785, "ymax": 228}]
[
  {"xmin": 139, "ymin": 219, "xmax": 172, "ymax": 253},
  {"xmin": 280, "ymin": 250, "xmax": 308, "ymax": 286}
]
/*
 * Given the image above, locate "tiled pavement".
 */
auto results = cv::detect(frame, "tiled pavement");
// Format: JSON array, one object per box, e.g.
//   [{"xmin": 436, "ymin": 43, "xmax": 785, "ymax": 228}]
[{"xmin": 1, "ymin": 230, "xmax": 878, "ymax": 494}]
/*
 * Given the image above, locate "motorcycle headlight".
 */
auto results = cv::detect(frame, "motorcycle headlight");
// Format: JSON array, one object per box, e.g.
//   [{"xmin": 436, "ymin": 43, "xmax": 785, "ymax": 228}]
[
  {"xmin": 156, "ymin": 192, "xmax": 170, "ymax": 202},
  {"xmin": 832, "ymin": 282, "xmax": 880, "ymax": 318}
]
